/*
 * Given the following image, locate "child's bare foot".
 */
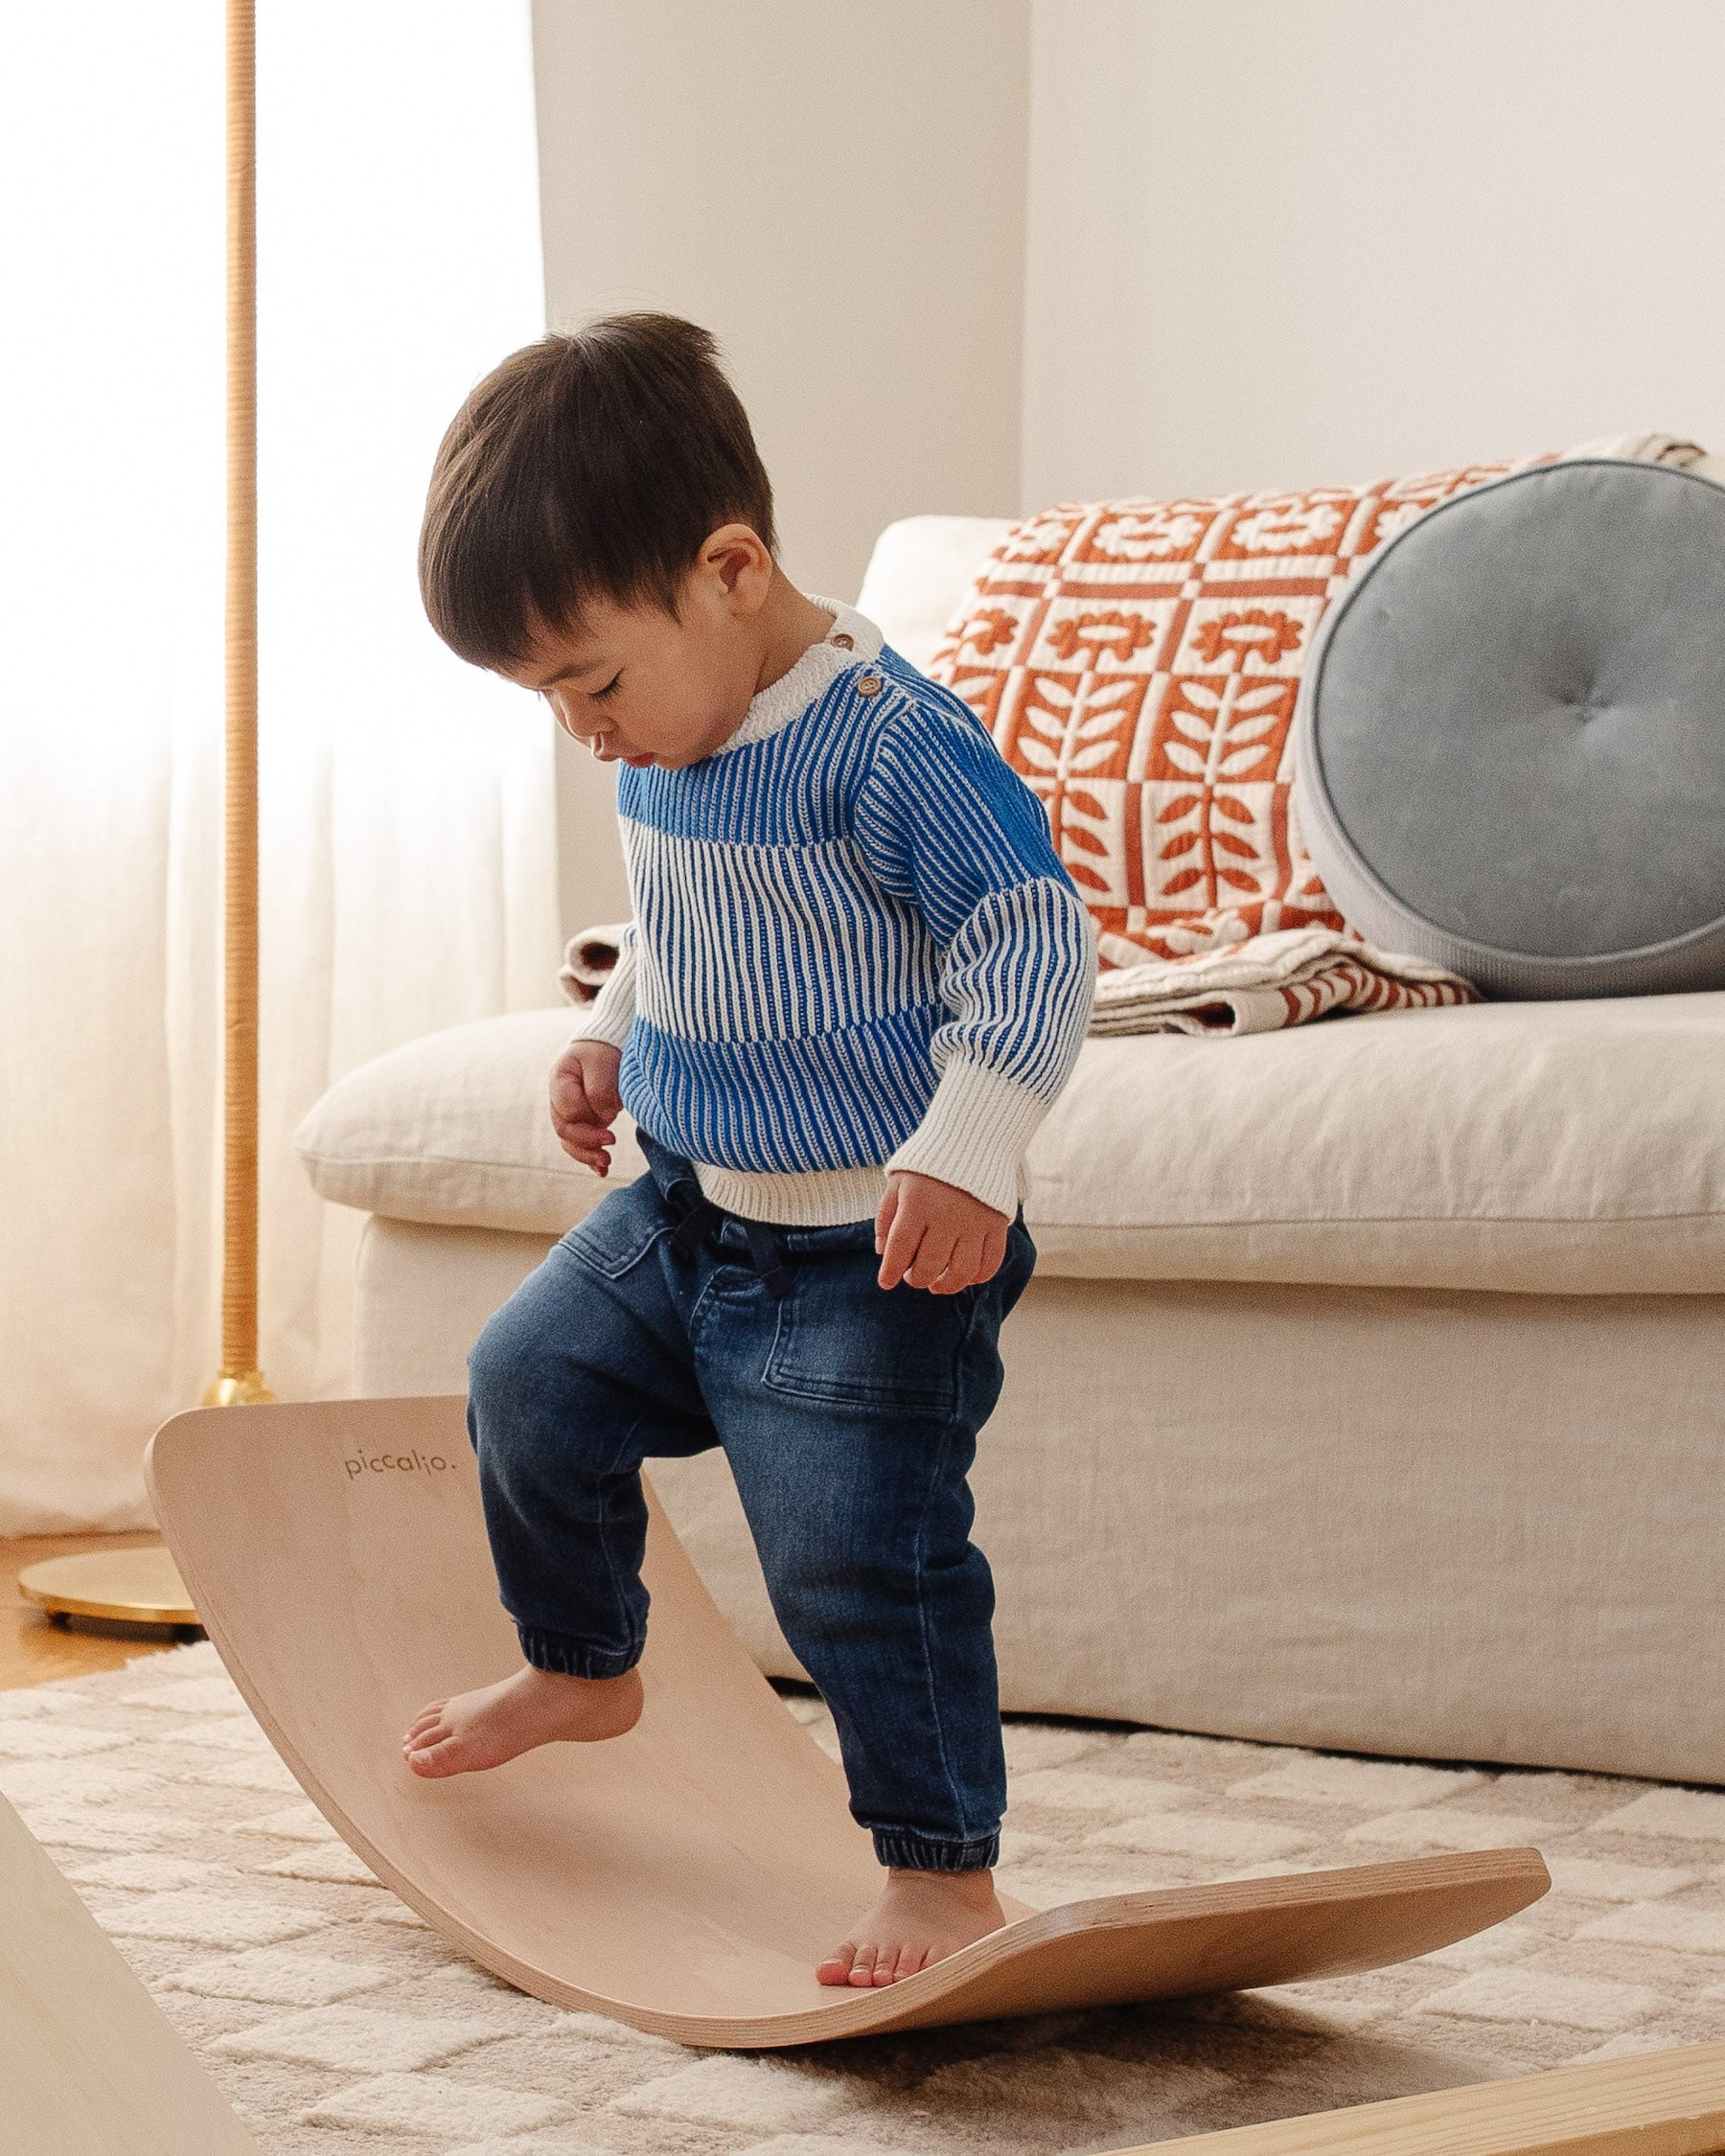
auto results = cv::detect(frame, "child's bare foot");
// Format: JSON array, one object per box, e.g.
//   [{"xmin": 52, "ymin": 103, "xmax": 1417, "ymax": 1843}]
[
  {"xmin": 402, "ymin": 1664, "xmax": 643, "ymax": 1778},
  {"xmin": 817, "ymin": 1869, "xmax": 1004, "ymax": 1986}
]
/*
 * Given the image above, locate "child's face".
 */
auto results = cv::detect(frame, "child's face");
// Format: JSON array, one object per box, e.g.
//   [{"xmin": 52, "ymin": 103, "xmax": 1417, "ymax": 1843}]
[{"xmin": 509, "ymin": 527, "xmax": 771, "ymax": 769}]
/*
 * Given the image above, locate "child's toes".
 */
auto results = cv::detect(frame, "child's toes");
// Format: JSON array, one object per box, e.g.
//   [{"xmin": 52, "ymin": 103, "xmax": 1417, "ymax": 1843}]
[
  {"xmin": 846, "ymin": 1943, "xmax": 883, "ymax": 1987},
  {"xmin": 889, "ymin": 1943, "xmax": 928, "ymax": 1984},
  {"xmin": 816, "ymin": 1943, "xmax": 856, "ymax": 1986},
  {"xmin": 403, "ymin": 1732, "xmax": 464, "ymax": 1777}
]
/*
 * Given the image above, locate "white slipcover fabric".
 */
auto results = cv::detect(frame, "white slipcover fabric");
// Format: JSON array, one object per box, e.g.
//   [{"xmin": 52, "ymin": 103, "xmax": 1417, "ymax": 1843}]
[
  {"xmin": 298, "ymin": 991, "xmax": 1725, "ymax": 1295},
  {"xmin": 356, "ymin": 1215, "xmax": 1725, "ymax": 1786}
]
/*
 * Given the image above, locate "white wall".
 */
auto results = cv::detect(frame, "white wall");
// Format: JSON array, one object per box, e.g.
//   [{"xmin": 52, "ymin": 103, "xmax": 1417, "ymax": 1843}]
[
  {"xmin": 1024, "ymin": 0, "xmax": 1725, "ymax": 503},
  {"xmin": 533, "ymin": 0, "xmax": 1725, "ymax": 934},
  {"xmin": 532, "ymin": 0, "xmax": 1031, "ymax": 931}
]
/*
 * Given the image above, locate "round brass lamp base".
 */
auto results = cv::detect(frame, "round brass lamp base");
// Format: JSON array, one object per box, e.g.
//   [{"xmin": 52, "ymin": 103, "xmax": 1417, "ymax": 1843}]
[{"xmin": 18, "ymin": 1548, "xmax": 200, "ymax": 1635}]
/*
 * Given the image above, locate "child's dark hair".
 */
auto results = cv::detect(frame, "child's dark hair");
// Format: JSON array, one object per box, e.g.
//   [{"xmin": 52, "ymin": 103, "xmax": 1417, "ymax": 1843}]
[{"xmin": 419, "ymin": 313, "xmax": 776, "ymax": 670}]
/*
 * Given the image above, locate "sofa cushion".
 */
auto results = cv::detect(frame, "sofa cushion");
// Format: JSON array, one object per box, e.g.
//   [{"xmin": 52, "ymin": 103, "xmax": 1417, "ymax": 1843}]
[
  {"xmin": 297, "ymin": 995, "xmax": 1725, "ymax": 1294},
  {"xmin": 1296, "ymin": 460, "xmax": 1725, "ymax": 998}
]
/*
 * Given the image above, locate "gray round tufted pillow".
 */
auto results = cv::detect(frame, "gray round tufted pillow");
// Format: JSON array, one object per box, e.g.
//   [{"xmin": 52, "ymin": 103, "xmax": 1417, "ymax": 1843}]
[{"xmin": 1293, "ymin": 459, "xmax": 1725, "ymax": 998}]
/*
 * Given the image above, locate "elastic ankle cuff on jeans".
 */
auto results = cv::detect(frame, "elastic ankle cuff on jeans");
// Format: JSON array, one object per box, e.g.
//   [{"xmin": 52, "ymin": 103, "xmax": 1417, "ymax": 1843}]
[
  {"xmin": 872, "ymin": 1828, "xmax": 1000, "ymax": 1873},
  {"xmin": 516, "ymin": 1626, "xmax": 641, "ymax": 1681}
]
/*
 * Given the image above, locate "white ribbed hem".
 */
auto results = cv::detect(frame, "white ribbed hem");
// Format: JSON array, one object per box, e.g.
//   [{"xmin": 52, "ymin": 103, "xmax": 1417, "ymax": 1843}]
[
  {"xmin": 884, "ymin": 1060, "xmax": 1046, "ymax": 1219},
  {"xmin": 717, "ymin": 599, "xmax": 885, "ymax": 754},
  {"xmin": 572, "ymin": 942, "xmax": 636, "ymax": 1050},
  {"xmin": 693, "ymin": 1158, "xmax": 886, "ymax": 1227}
]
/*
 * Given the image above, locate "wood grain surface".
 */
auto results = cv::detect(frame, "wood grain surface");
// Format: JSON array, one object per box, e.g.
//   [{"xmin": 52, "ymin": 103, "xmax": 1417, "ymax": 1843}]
[
  {"xmin": 0, "ymin": 1787, "xmax": 260, "ymax": 2156},
  {"xmin": 1119, "ymin": 2038, "xmax": 1725, "ymax": 2154}
]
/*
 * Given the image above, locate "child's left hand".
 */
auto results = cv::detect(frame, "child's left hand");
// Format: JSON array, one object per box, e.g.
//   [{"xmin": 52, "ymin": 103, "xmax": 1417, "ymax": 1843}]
[{"xmin": 875, "ymin": 1172, "xmax": 1010, "ymax": 1295}]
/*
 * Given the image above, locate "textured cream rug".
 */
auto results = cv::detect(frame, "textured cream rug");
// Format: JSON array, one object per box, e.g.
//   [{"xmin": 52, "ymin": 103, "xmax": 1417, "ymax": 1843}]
[{"xmin": 6, "ymin": 1644, "xmax": 1725, "ymax": 2155}]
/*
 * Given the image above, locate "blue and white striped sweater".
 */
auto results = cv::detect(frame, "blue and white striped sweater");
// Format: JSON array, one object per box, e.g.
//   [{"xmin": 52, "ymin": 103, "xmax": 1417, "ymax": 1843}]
[{"xmin": 578, "ymin": 601, "xmax": 1096, "ymax": 1226}]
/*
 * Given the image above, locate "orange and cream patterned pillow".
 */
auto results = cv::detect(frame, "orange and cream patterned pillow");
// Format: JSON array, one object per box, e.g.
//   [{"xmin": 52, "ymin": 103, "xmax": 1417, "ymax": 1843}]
[{"xmin": 928, "ymin": 457, "xmax": 1558, "ymax": 969}]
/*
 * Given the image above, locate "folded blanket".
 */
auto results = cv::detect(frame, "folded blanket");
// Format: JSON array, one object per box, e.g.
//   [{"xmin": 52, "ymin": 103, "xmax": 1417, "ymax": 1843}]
[
  {"xmin": 561, "ymin": 920, "xmax": 1477, "ymax": 1037},
  {"xmin": 558, "ymin": 922, "xmax": 629, "ymax": 1005},
  {"xmin": 1090, "ymin": 927, "xmax": 1477, "ymax": 1036}
]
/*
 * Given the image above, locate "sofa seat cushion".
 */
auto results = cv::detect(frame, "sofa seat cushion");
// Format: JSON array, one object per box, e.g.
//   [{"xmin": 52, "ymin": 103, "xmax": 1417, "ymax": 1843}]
[{"xmin": 296, "ymin": 995, "xmax": 1725, "ymax": 1294}]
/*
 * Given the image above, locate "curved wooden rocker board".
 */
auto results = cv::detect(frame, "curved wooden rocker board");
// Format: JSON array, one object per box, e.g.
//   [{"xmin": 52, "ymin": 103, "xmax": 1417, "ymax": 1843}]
[{"xmin": 145, "ymin": 1396, "xmax": 1550, "ymax": 2051}]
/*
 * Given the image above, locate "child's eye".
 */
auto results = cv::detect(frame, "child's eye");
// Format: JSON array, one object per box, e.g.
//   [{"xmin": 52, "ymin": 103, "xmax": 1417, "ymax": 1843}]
[{"xmin": 591, "ymin": 676, "xmax": 622, "ymax": 702}]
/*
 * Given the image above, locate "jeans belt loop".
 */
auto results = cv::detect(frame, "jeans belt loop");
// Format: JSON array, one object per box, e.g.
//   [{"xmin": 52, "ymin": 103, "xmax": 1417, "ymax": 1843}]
[
  {"xmin": 664, "ymin": 1174, "xmax": 724, "ymax": 1260},
  {"xmin": 743, "ymin": 1217, "xmax": 794, "ymax": 1300}
]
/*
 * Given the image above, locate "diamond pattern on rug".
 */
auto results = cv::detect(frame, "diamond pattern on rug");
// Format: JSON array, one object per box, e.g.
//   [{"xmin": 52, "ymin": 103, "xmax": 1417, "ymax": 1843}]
[
  {"xmin": 165, "ymin": 1943, "xmax": 399, "ymax": 2006},
  {"xmin": 119, "ymin": 1675, "xmax": 256, "ymax": 1714},
  {"xmin": 611, "ymin": 2056, "xmax": 862, "ymax": 2131},
  {"xmin": 555, "ymin": 2010, "xmax": 684, "ymax": 2052},
  {"xmin": 0, "ymin": 1686, "xmax": 76, "ymax": 1719},
  {"xmin": 0, "ymin": 1758, "xmax": 158, "ymax": 1805},
  {"xmin": 1596, "ymin": 1789, "xmax": 1725, "ymax": 1840},
  {"xmin": 1010, "ymin": 1769, "xmax": 1187, "ymax": 1815},
  {"xmin": 306, "ymin": 2070, "xmax": 572, "ymax": 2136},
  {"xmin": 213, "ymin": 2004, "xmax": 496, "ymax": 2071},
  {"xmin": 94, "ymin": 1888, "xmax": 327, "ymax": 1947},
  {"xmin": 447, "ymin": 2138, "xmax": 618, "ymax": 2156},
  {"xmin": 63, "ymin": 1850, "xmax": 223, "ymax": 1892},
  {"xmin": 1230, "ymin": 1759, "xmax": 1484, "ymax": 1808},
  {"xmin": 231, "ymin": 1799, "xmax": 340, "ymax": 1841},
  {"xmin": 734, "ymin": 2140, "xmax": 902, "ymax": 2156},
  {"xmin": 12, "ymin": 1640, "xmax": 1725, "ymax": 2156},
  {"xmin": 1546, "ymin": 1858, "xmax": 1698, "ymax": 1903},
  {"xmin": 257, "ymin": 1840, "xmax": 384, "ymax": 1886},
  {"xmin": 16, "ymin": 1804, "xmax": 193, "ymax": 1852},
  {"xmin": 1092, "ymin": 1810, "xmax": 1316, "ymax": 1862},
  {"xmin": 1417, "ymin": 1968, "xmax": 1664, "ymax": 2030},
  {"xmin": 169, "ymin": 1712, "xmax": 279, "ymax": 1748},
  {"xmin": 1345, "ymin": 1808, "xmax": 1561, "ymax": 1853},
  {"xmin": 1579, "ymin": 1905, "xmax": 1725, "ymax": 1955},
  {"xmin": 178, "ymin": 1754, "xmax": 302, "ymax": 1794},
  {"xmin": 0, "ymin": 1718, "xmax": 128, "ymax": 1760}
]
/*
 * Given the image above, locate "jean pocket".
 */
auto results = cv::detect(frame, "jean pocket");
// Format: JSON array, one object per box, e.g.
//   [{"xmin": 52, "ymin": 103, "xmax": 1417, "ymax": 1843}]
[
  {"xmin": 561, "ymin": 1180, "xmax": 670, "ymax": 1279},
  {"xmin": 762, "ymin": 1257, "xmax": 968, "ymax": 1416}
]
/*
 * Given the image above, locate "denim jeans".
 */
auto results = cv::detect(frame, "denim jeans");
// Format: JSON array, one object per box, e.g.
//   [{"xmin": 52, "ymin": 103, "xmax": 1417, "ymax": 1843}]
[{"xmin": 466, "ymin": 1129, "xmax": 1037, "ymax": 1873}]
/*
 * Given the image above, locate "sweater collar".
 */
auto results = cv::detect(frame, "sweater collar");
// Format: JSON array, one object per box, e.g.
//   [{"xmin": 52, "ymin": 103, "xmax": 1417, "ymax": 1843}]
[{"xmin": 715, "ymin": 596, "xmax": 885, "ymax": 755}]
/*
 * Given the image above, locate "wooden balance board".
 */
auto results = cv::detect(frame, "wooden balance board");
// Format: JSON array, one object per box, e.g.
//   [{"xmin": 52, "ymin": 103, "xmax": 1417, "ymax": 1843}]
[{"xmin": 144, "ymin": 1395, "xmax": 1550, "ymax": 2051}]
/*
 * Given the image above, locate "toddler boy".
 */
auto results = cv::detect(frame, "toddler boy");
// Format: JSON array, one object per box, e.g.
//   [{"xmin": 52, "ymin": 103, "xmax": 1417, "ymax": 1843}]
[{"xmin": 402, "ymin": 315, "xmax": 1096, "ymax": 1985}]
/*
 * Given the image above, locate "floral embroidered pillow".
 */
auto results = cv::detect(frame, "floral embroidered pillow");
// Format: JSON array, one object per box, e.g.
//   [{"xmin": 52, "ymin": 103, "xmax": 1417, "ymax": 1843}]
[{"xmin": 928, "ymin": 461, "xmax": 1542, "ymax": 965}]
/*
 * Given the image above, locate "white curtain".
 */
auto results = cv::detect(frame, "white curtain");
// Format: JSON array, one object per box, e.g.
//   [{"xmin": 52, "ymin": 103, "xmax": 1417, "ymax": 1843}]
[{"xmin": 0, "ymin": 5, "xmax": 560, "ymax": 1532}]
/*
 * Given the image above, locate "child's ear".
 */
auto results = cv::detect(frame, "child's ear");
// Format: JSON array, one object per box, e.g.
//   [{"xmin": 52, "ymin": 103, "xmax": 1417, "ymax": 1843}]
[{"xmin": 698, "ymin": 523, "xmax": 774, "ymax": 616}]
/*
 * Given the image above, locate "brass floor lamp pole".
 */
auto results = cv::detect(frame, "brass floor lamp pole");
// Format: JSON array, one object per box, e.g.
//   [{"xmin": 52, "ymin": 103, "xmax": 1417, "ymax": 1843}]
[
  {"xmin": 204, "ymin": 0, "xmax": 273, "ymax": 1415},
  {"xmin": 22, "ymin": 0, "xmax": 268, "ymax": 1635}
]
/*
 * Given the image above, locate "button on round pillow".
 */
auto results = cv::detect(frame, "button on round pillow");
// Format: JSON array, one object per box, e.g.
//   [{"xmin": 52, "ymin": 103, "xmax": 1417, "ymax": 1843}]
[{"xmin": 1293, "ymin": 459, "xmax": 1725, "ymax": 998}]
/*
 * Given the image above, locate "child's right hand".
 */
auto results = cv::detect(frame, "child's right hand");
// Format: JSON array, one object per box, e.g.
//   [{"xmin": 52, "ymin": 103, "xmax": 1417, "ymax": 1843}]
[{"xmin": 549, "ymin": 1040, "xmax": 623, "ymax": 1175}]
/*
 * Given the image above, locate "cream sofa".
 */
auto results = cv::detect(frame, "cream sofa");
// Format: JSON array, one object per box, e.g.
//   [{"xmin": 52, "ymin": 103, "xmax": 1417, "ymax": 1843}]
[{"xmin": 297, "ymin": 517, "xmax": 1725, "ymax": 1790}]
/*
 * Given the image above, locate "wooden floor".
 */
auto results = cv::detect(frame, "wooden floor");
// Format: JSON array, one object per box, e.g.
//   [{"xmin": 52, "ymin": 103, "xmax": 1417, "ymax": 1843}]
[{"xmin": 2, "ymin": 1532, "xmax": 186, "ymax": 1690}]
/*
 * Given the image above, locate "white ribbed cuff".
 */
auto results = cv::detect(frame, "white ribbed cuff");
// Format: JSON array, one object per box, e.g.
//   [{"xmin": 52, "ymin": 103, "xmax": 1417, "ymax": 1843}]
[
  {"xmin": 884, "ymin": 1060, "xmax": 1048, "ymax": 1219},
  {"xmin": 572, "ymin": 944, "xmax": 636, "ymax": 1051}
]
